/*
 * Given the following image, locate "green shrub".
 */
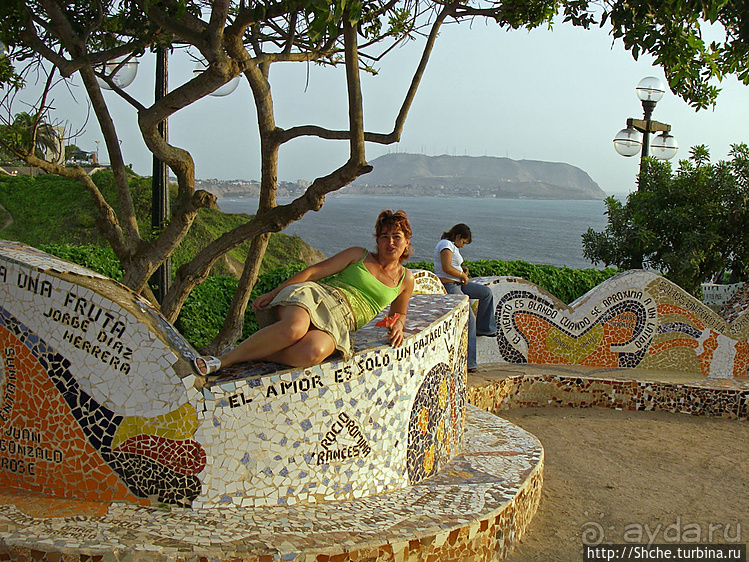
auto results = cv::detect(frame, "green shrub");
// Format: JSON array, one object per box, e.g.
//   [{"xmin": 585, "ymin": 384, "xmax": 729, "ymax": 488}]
[
  {"xmin": 176, "ymin": 264, "xmax": 305, "ymax": 350},
  {"xmin": 39, "ymin": 243, "xmax": 124, "ymax": 280},
  {"xmin": 406, "ymin": 259, "xmax": 618, "ymax": 304}
]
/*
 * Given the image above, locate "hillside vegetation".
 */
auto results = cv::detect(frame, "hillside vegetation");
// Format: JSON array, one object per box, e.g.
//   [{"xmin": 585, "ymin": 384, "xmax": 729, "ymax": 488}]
[{"xmin": 0, "ymin": 172, "xmax": 325, "ymax": 275}]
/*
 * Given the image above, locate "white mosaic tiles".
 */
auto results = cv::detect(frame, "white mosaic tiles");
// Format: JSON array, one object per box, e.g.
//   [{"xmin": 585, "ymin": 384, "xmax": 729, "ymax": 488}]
[
  {"xmin": 194, "ymin": 294, "xmax": 469, "ymax": 508},
  {"xmin": 0, "ymin": 405, "xmax": 545, "ymax": 561},
  {"xmin": 0, "ymin": 241, "xmax": 471, "ymax": 509}
]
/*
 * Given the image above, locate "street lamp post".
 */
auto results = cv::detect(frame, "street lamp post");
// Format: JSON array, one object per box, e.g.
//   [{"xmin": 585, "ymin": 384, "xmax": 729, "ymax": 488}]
[
  {"xmin": 613, "ymin": 77, "xmax": 678, "ymax": 185},
  {"xmin": 151, "ymin": 46, "xmax": 171, "ymax": 305}
]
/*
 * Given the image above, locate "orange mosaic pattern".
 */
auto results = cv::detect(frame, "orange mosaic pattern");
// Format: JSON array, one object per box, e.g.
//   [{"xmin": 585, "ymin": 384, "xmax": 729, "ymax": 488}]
[
  {"xmin": 0, "ymin": 309, "xmax": 205, "ymax": 506},
  {"xmin": 0, "ymin": 325, "xmax": 139, "ymax": 502},
  {"xmin": 515, "ymin": 308, "xmax": 643, "ymax": 368},
  {"xmin": 487, "ymin": 271, "xmax": 749, "ymax": 379}
]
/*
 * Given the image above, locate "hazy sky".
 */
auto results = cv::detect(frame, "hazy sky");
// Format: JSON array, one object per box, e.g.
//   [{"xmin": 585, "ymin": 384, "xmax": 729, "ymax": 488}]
[{"xmin": 27, "ymin": 16, "xmax": 749, "ymax": 196}]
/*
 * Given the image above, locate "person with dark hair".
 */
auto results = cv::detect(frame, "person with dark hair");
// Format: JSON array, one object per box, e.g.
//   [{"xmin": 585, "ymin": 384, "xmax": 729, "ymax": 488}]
[
  {"xmin": 194, "ymin": 210, "xmax": 415, "ymax": 374},
  {"xmin": 433, "ymin": 223, "xmax": 496, "ymax": 373}
]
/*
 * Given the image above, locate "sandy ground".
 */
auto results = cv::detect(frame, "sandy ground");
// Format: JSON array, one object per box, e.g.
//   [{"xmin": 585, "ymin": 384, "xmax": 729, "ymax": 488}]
[{"xmin": 497, "ymin": 407, "xmax": 749, "ymax": 561}]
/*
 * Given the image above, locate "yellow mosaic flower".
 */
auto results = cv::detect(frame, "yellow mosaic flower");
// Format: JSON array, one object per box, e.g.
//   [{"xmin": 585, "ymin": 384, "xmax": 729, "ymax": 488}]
[
  {"xmin": 438, "ymin": 379, "xmax": 448, "ymax": 409},
  {"xmin": 437, "ymin": 419, "xmax": 445, "ymax": 443},
  {"xmin": 418, "ymin": 408, "xmax": 429, "ymax": 434},
  {"xmin": 112, "ymin": 402, "xmax": 198, "ymax": 448},
  {"xmin": 423, "ymin": 444, "xmax": 435, "ymax": 473}
]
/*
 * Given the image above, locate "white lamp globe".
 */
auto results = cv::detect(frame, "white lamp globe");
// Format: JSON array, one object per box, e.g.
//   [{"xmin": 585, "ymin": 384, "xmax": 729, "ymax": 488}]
[
  {"xmin": 613, "ymin": 127, "xmax": 643, "ymax": 157},
  {"xmin": 651, "ymin": 132, "xmax": 678, "ymax": 160},
  {"xmin": 210, "ymin": 75, "xmax": 240, "ymax": 97},
  {"xmin": 636, "ymin": 76, "xmax": 665, "ymax": 103},
  {"xmin": 96, "ymin": 56, "xmax": 139, "ymax": 89},
  {"xmin": 193, "ymin": 61, "xmax": 240, "ymax": 97}
]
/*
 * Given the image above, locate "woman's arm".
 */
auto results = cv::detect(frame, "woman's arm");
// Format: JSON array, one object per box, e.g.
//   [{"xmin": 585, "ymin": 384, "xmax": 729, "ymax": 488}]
[
  {"xmin": 386, "ymin": 269, "xmax": 414, "ymax": 347},
  {"xmin": 440, "ymin": 248, "xmax": 468, "ymax": 284},
  {"xmin": 251, "ymin": 247, "xmax": 365, "ymax": 311}
]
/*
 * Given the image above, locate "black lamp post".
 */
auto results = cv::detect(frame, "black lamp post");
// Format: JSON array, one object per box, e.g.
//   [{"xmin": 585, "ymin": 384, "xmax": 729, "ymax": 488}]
[
  {"xmin": 150, "ymin": 46, "xmax": 171, "ymax": 304},
  {"xmin": 613, "ymin": 77, "xmax": 678, "ymax": 184}
]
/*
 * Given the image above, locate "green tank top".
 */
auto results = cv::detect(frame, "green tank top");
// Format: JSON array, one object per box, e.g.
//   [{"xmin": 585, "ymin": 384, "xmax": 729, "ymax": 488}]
[{"xmin": 323, "ymin": 251, "xmax": 404, "ymax": 330}]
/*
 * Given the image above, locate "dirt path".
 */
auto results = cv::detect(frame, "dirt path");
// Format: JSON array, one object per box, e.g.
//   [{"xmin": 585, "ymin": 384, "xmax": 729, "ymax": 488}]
[{"xmin": 498, "ymin": 407, "xmax": 749, "ymax": 561}]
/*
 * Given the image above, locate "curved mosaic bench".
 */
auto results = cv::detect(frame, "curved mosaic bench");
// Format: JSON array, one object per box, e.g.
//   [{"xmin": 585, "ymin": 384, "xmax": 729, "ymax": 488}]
[
  {"xmin": 0, "ymin": 241, "xmax": 544, "ymax": 560},
  {"xmin": 468, "ymin": 364, "xmax": 749, "ymax": 420},
  {"xmin": 0, "ymin": 405, "xmax": 544, "ymax": 561},
  {"xmin": 474, "ymin": 269, "xmax": 749, "ymax": 380},
  {"xmin": 0, "ymin": 241, "xmax": 468, "ymax": 507}
]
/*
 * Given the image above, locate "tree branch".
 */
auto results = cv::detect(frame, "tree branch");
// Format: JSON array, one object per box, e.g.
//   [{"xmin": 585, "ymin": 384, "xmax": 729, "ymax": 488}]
[
  {"xmin": 77, "ymin": 65, "xmax": 141, "ymax": 248},
  {"xmin": 131, "ymin": 0, "xmax": 208, "ymax": 47},
  {"xmin": 160, "ymin": 159, "xmax": 372, "ymax": 321},
  {"xmin": 278, "ymin": 4, "xmax": 450, "ymax": 147},
  {"xmin": 344, "ymin": 16, "xmax": 366, "ymax": 162}
]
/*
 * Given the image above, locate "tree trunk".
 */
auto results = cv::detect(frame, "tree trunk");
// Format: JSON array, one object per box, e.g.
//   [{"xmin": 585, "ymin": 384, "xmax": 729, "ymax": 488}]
[{"xmin": 207, "ymin": 232, "xmax": 271, "ymax": 355}]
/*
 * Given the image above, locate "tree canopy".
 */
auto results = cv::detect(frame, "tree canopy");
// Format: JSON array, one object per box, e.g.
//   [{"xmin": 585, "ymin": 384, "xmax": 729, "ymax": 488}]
[
  {"xmin": 1, "ymin": 111, "xmax": 62, "ymax": 162},
  {"xmin": 1, "ymin": 0, "xmax": 748, "ymax": 352},
  {"xmin": 582, "ymin": 144, "xmax": 749, "ymax": 295}
]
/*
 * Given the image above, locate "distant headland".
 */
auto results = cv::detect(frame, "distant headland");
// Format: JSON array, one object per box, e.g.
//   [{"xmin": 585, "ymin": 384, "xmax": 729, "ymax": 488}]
[
  {"xmin": 346, "ymin": 153, "xmax": 607, "ymax": 200},
  {"xmin": 196, "ymin": 153, "xmax": 607, "ymax": 200}
]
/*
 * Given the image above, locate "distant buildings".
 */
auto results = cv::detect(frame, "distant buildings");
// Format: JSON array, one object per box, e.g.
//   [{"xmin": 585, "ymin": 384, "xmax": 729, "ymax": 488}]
[{"xmin": 66, "ymin": 150, "xmax": 98, "ymax": 166}]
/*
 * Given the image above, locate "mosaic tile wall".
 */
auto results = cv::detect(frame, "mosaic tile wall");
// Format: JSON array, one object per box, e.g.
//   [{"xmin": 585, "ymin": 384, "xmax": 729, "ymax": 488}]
[
  {"xmin": 0, "ymin": 405, "xmax": 545, "ymax": 561},
  {"xmin": 720, "ymin": 282, "xmax": 749, "ymax": 324},
  {"xmin": 412, "ymin": 269, "xmax": 447, "ymax": 295},
  {"xmin": 194, "ymin": 293, "xmax": 469, "ymax": 508},
  {"xmin": 702, "ymin": 281, "xmax": 745, "ymax": 309},
  {"xmin": 468, "ymin": 367, "xmax": 749, "ymax": 420},
  {"xmin": 474, "ymin": 270, "xmax": 749, "ymax": 380},
  {"xmin": 0, "ymin": 242, "xmax": 469, "ymax": 509}
]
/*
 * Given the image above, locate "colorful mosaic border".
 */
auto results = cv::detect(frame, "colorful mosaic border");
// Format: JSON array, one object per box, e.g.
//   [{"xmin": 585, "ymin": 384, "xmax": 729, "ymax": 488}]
[
  {"xmin": 474, "ymin": 270, "xmax": 749, "ymax": 380},
  {"xmin": 0, "ymin": 405, "xmax": 544, "ymax": 561}
]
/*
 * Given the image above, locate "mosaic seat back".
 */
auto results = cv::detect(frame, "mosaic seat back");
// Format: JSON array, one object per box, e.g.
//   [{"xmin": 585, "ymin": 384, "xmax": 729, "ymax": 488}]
[
  {"xmin": 0, "ymin": 241, "xmax": 468, "ymax": 508},
  {"xmin": 475, "ymin": 270, "xmax": 749, "ymax": 379}
]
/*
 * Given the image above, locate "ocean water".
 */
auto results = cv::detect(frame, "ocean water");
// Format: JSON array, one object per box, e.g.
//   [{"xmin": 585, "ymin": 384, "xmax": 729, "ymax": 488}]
[{"xmin": 217, "ymin": 195, "xmax": 610, "ymax": 269}]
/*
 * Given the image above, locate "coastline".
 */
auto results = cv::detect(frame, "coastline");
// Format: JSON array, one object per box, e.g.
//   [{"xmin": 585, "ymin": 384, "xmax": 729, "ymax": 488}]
[{"xmin": 217, "ymin": 196, "xmax": 609, "ymax": 269}]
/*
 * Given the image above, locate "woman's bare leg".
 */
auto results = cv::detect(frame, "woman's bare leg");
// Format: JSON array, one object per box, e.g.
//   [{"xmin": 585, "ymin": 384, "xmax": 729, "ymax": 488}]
[
  {"xmin": 217, "ymin": 305, "xmax": 312, "ymax": 368},
  {"xmin": 265, "ymin": 329, "xmax": 337, "ymax": 367}
]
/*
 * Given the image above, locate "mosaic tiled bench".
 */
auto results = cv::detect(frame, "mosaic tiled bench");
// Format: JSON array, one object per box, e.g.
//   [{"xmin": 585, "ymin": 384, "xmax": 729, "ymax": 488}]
[
  {"xmin": 0, "ymin": 241, "xmax": 544, "ymax": 561},
  {"xmin": 468, "ymin": 364, "xmax": 749, "ymax": 420},
  {"xmin": 474, "ymin": 270, "xmax": 749, "ymax": 381},
  {"xmin": 468, "ymin": 270, "xmax": 749, "ymax": 419},
  {"xmin": 0, "ymin": 405, "xmax": 544, "ymax": 561}
]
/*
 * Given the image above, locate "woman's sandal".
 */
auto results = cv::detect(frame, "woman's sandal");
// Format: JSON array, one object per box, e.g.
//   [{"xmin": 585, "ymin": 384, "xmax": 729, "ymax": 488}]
[{"xmin": 194, "ymin": 356, "xmax": 222, "ymax": 376}]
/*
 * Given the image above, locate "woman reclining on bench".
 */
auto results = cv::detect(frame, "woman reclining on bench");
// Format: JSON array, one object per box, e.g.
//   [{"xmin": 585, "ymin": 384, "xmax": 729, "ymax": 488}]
[{"xmin": 194, "ymin": 209, "xmax": 415, "ymax": 374}]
